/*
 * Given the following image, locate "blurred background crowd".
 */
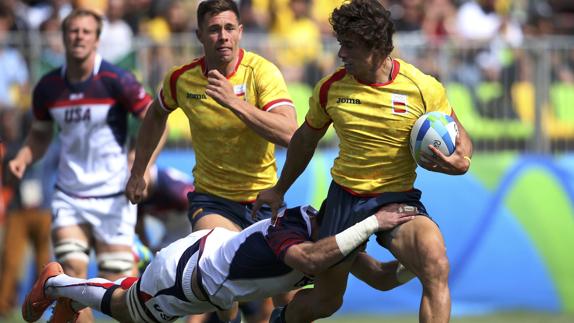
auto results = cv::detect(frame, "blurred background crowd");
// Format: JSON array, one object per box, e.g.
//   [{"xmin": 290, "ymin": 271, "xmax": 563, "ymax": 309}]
[{"xmin": 0, "ymin": 0, "xmax": 573, "ymax": 153}]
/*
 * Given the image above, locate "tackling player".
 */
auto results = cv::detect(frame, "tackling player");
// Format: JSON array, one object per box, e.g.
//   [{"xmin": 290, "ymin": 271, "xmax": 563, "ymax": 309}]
[{"xmin": 22, "ymin": 203, "xmax": 416, "ymax": 323}]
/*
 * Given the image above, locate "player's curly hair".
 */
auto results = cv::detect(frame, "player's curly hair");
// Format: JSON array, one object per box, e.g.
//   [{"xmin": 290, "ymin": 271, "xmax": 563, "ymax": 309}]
[{"xmin": 330, "ymin": 0, "xmax": 395, "ymax": 56}]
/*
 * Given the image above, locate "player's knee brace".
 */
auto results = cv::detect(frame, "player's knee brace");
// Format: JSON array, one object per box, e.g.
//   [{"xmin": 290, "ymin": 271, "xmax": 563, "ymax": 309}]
[
  {"xmin": 96, "ymin": 252, "xmax": 134, "ymax": 276},
  {"xmin": 54, "ymin": 239, "xmax": 90, "ymax": 264}
]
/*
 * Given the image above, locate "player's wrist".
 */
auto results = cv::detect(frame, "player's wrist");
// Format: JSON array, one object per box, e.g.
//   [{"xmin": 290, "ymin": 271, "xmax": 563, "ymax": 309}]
[{"xmin": 335, "ymin": 215, "xmax": 379, "ymax": 256}]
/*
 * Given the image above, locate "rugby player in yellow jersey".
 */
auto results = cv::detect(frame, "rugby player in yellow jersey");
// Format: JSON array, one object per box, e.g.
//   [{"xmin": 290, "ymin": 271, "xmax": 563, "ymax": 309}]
[
  {"xmin": 126, "ymin": 0, "xmax": 297, "ymax": 321},
  {"xmin": 254, "ymin": 0, "xmax": 473, "ymax": 322}
]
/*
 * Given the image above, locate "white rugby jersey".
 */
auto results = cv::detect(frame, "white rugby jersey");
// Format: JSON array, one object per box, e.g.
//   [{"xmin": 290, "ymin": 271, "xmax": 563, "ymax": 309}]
[
  {"xmin": 32, "ymin": 55, "xmax": 151, "ymax": 197},
  {"xmin": 135, "ymin": 206, "xmax": 316, "ymax": 321}
]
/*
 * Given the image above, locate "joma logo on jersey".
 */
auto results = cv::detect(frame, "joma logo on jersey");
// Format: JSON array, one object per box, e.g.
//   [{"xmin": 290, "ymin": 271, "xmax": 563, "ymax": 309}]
[
  {"xmin": 336, "ymin": 97, "xmax": 361, "ymax": 104},
  {"xmin": 186, "ymin": 93, "xmax": 207, "ymax": 100},
  {"xmin": 64, "ymin": 107, "xmax": 91, "ymax": 123}
]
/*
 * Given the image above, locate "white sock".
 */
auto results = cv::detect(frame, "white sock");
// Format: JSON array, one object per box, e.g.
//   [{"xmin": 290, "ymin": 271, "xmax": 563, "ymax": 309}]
[{"xmin": 45, "ymin": 274, "xmax": 126, "ymax": 311}]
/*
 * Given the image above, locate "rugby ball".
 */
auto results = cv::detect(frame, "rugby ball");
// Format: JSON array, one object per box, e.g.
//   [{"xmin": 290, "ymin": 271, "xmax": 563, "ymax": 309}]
[{"xmin": 410, "ymin": 112, "xmax": 458, "ymax": 165}]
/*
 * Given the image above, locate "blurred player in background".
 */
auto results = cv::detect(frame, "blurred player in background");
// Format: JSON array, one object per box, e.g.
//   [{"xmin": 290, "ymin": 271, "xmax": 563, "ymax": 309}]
[
  {"xmin": 0, "ymin": 110, "xmax": 58, "ymax": 318},
  {"xmin": 254, "ymin": 0, "xmax": 474, "ymax": 322},
  {"xmin": 22, "ymin": 204, "xmax": 416, "ymax": 323},
  {"xmin": 126, "ymin": 0, "xmax": 298, "ymax": 322},
  {"xmin": 135, "ymin": 164, "xmax": 195, "ymax": 251},
  {"xmin": 8, "ymin": 9, "xmax": 152, "ymax": 322}
]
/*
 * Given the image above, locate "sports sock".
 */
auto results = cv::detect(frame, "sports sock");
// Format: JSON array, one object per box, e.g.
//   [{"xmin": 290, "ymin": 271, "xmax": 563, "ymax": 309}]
[{"xmin": 45, "ymin": 274, "xmax": 132, "ymax": 312}]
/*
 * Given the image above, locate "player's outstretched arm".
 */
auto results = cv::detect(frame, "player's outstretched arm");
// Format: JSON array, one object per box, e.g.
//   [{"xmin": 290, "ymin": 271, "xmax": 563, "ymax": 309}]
[
  {"xmin": 127, "ymin": 100, "xmax": 170, "ymax": 204},
  {"xmin": 283, "ymin": 204, "xmax": 416, "ymax": 276},
  {"xmin": 252, "ymin": 123, "xmax": 327, "ymax": 220}
]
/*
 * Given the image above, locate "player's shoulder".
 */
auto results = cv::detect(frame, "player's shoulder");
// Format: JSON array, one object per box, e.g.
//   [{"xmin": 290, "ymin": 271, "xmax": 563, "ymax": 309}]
[
  {"xmin": 314, "ymin": 67, "xmax": 347, "ymax": 91},
  {"xmin": 98, "ymin": 59, "xmax": 132, "ymax": 78},
  {"xmin": 240, "ymin": 49, "xmax": 279, "ymax": 71},
  {"xmin": 34, "ymin": 68, "xmax": 64, "ymax": 95},
  {"xmin": 165, "ymin": 57, "xmax": 205, "ymax": 81},
  {"xmin": 36, "ymin": 67, "xmax": 63, "ymax": 86},
  {"xmin": 395, "ymin": 58, "xmax": 442, "ymax": 88}
]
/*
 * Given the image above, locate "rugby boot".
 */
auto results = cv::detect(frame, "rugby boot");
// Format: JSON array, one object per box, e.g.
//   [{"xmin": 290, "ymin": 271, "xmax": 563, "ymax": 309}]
[{"xmin": 22, "ymin": 262, "xmax": 64, "ymax": 322}]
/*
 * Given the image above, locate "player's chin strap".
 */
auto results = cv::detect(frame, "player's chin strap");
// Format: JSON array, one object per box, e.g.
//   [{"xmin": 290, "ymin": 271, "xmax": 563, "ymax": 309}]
[{"xmin": 335, "ymin": 215, "xmax": 380, "ymax": 256}]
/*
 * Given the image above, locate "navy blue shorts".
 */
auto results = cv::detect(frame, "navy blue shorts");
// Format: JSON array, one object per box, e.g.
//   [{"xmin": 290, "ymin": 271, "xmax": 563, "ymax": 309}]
[
  {"xmin": 187, "ymin": 191, "xmax": 285, "ymax": 230},
  {"xmin": 317, "ymin": 181, "xmax": 430, "ymax": 241}
]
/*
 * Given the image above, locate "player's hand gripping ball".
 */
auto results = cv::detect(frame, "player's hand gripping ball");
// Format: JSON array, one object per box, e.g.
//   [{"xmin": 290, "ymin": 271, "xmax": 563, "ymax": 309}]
[{"xmin": 410, "ymin": 111, "xmax": 458, "ymax": 165}]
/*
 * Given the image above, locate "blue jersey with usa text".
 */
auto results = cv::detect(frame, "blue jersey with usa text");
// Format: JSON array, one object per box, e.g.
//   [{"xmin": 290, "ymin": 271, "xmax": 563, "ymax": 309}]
[{"xmin": 32, "ymin": 55, "xmax": 152, "ymax": 197}]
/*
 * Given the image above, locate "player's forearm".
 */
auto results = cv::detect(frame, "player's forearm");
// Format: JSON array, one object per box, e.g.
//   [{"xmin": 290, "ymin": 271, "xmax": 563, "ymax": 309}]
[
  {"xmin": 275, "ymin": 125, "xmax": 322, "ymax": 194},
  {"xmin": 287, "ymin": 215, "xmax": 379, "ymax": 275},
  {"xmin": 132, "ymin": 102, "xmax": 168, "ymax": 176},
  {"xmin": 18, "ymin": 125, "xmax": 53, "ymax": 165},
  {"xmin": 351, "ymin": 253, "xmax": 401, "ymax": 291},
  {"xmin": 231, "ymin": 100, "xmax": 296, "ymax": 147}
]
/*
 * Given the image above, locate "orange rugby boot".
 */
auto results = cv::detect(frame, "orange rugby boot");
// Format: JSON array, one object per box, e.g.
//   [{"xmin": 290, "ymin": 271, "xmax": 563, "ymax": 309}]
[{"xmin": 22, "ymin": 262, "xmax": 64, "ymax": 322}]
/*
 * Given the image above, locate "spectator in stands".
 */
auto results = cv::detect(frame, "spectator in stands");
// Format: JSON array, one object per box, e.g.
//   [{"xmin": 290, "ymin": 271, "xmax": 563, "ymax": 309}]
[
  {"xmin": 38, "ymin": 14, "xmax": 65, "ymax": 75},
  {"xmin": 239, "ymin": 0, "xmax": 268, "ymax": 33},
  {"xmin": 454, "ymin": 0, "xmax": 523, "ymax": 120},
  {"xmin": 123, "ymin": 0, "xmax": 153, "ymax": 35},
  {"xmin": 269, "ymin": 0, "xmax": 324, "ymax": 85},
  {"xmin": 311, "ymin": 0, "xmax": 344, "ymax": 35},
  {"xmin": 421, "ymin": 0, "xmax": 458, "ymax": 42},
  {"xmin": 25, "ymin": 0, "xmax": 72, "ymax": 30},
  {"xmin": 0, "ymin": 7, "xmax": 30, "ymax": 112},
  {"xmin": 390, "ymin": 0, "xmax": 424, "ymax": 32},
  {"xmin": 99, "ymin": 0, "xmax": 134, "ymax": 65}
]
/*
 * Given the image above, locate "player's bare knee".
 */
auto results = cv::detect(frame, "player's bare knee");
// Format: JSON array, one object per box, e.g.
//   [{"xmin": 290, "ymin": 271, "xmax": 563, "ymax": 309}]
[{"xmin": 418, "ymin": 248, "xmax": 449, "ymax": 286}]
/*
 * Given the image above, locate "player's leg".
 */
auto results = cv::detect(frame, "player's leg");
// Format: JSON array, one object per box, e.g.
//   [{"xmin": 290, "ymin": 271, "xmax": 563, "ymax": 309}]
[
  {"xmin": 52, "ymin": 224, "xmax": 93, "ymax": 323},
  {"xmin": 22, "ymin": 261, "xmax": 136, "ymax": 322},
  {"xmin": 91, "ymin": 193, "xmax": 138, "ymax": 281},
  {"xmin": 281, "ymin": 258, "xmax": 355, "ymax": 322},
  {"xmin": 379, "ymin": 216, "xmax": 450, "ymax": 323}
]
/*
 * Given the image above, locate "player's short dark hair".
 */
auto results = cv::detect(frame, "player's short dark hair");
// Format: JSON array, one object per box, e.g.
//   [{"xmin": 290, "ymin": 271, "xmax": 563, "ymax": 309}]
[
  {"xmin": 330, "ymin": 0, "xmax": 395, "ymax": 56},
  {"xmin": 197, "ymin": 0, "xmax": 241, "ymax": 28},
  {"xmin": 61, "ymin": 8, "xmax": 103, "ymax": 39}
]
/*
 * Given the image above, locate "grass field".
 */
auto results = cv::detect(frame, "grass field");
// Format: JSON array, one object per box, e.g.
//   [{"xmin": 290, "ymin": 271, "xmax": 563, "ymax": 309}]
[
  {"xmin": 320, "ymin": 312, "xmax": 574, "ymax": 323},
  {"xmin": 2, "ymin": 311, "xmax": 574, "ymax": 323}
]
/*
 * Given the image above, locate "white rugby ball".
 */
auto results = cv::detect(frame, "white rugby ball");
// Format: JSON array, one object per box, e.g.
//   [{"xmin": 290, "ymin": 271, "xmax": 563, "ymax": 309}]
[{"xmin": 410, "ymin": 112, "xmax": 458, "ymax": 165}]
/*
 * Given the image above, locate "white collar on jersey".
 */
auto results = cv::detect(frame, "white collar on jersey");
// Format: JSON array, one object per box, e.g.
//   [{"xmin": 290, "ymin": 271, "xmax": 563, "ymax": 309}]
[{"xmin": 61, "ymin": 53, "xmax": 103, "ymax": 78}]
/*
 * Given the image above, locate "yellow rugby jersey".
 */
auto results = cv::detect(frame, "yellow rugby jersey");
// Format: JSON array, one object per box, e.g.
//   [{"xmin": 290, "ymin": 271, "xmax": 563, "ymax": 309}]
[
  {"xmin": 159, "ymin": 49, "xmax": 294, "ymax": 201},
  {"xmin": 306, "ymin": 58, "xmax": 453, "ymax": 194}
]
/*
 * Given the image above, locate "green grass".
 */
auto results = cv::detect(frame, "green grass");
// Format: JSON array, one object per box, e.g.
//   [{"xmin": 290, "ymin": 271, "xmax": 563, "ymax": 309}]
[
  {"xmin": 2, "ymin": 311, "xmax": 573, "ymax": 323},
  {"xmin": 321, "ymin": 312, "xmax": 574, "ymax": 323}
]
